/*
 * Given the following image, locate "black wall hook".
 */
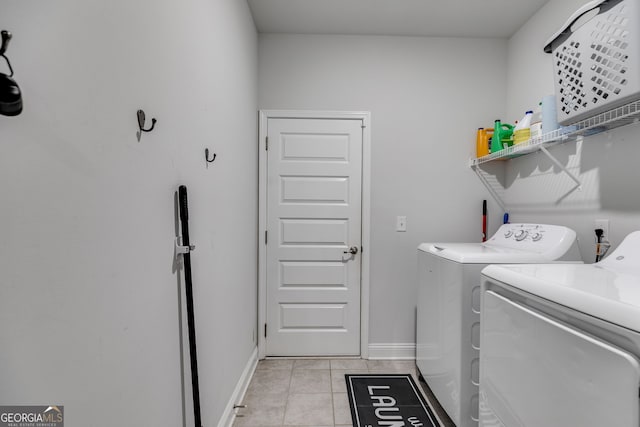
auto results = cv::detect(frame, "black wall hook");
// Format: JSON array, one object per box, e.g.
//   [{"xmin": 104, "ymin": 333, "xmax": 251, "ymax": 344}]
[
  {"xmin": 0, "ymin": 30, "xmax": 22, "ymax": 117},
  {"xmin": 205, "ymin": 148, "xmax": 217, "ymax": 164},
  {"xmin": 137, "ymin": 109, "xmax": 156, "ymax": 133},
  {"xmin": 1, "ymin": 30, "xmax": 14, "ymax": 77}
]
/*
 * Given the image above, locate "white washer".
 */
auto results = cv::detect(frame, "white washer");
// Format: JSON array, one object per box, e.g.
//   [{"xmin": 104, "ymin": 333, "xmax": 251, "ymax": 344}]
[
  {"xmin": 479, "ymin": 231, "xmax": 640, "ymax": 427},
  {"xmin": 416, "ymin": 224, "xmax": 581, "ymax": 427}
]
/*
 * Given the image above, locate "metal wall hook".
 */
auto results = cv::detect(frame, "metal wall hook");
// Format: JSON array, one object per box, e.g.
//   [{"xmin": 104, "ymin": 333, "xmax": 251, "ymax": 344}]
[
  {"xmin": 0, "ymin": 30, "xmax": 14, "ymax": 77},
  {"xmin": 137, "ymin": 109, "xmax": 157, "ymax": 133},
  {"xmin": 205, "ymin": 148, "xmax": 217, "ymax": 164},
  {"xmin": 0, "ymin": 29, "xmax": 22, "ymax": 117},
  {"xmin": 0, "ymin": 30, "xmax": 11, "ymax": 56}
]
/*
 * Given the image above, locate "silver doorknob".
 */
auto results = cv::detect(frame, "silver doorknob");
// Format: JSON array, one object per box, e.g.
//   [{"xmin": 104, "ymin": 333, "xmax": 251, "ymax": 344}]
[{"xmin": 344, "ymin": 246, "xmax": 359, "ymax": 255}]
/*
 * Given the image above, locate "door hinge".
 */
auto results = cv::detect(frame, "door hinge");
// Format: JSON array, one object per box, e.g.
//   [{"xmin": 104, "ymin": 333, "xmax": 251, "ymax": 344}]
[
  {"xmin": 264, "ymin": 323, "xmax": 267, "ymax": 338},
  {"xmin": 264, "ymin": 230, "xmax": 268, "ymax": 245},
  {"xmin": 265, "ymin": 137, "xmax": 269, "ymax": 151}
]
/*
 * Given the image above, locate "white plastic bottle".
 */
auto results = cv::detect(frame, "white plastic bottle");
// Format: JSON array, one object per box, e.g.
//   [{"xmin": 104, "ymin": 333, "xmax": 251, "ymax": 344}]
[
  {"xmin": 530, "ymin": 103, "xmax": 543, "ymax": 138},
  {"xmin": 513, "ymin": 110, "xmax": 533, "ymax": 144}
]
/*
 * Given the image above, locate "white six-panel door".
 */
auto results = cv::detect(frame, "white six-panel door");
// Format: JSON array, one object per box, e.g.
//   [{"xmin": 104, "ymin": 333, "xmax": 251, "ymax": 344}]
[{"xmin": 265, "ymin": 117, "xmax": 363, "ymax": 356}]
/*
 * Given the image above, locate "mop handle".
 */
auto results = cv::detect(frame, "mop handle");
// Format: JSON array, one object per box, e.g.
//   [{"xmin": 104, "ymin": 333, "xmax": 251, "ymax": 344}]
[{"xmin": 179, "ymin": 185, "xmax": 203, "ymax": 427}]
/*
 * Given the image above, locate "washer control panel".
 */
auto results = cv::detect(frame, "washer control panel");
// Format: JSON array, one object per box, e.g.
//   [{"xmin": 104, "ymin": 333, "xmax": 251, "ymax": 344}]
[
  {"xmin": 487, "ymin": 223, "xmax": 576, "ymax": 253},
  {"xmin": 497, "ymin": 224, "xmax": 548, "ymax": 242}
]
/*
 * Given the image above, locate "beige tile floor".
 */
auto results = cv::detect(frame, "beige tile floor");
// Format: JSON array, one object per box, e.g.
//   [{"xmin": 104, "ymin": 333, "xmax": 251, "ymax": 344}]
[{"xmin": 232, "ymin": 358, "xmax": 433, "ymax": 427}]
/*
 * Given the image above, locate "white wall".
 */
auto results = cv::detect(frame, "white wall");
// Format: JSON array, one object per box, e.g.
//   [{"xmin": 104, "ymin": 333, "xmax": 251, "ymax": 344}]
[
  {"xmin": 503, "ymin": 0, "xmax": 640, "ymax": 262},
  {"xmin": 0, "ymin": 1, "xmax": 257, "ymax": 426},
  {"xmin": 258, "ymin": 34, "xmax": 507, "ymax": 345}
]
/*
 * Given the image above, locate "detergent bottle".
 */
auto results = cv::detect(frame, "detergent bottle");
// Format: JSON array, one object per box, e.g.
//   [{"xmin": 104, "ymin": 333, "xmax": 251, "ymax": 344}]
[
  {"xmin": 513, "ymin": 111, "xmax": 533, "ymax": 144},
  {"xmin": 476, "ymin": 127, "xmax": 493, "ymax": 158},
  {"xmin": 530, "ymin": 102, "xmax": 543, "ymax": 138},
  {"xmin": 490, "ymin": 119, "xmax": 514, "ymax": 153}
]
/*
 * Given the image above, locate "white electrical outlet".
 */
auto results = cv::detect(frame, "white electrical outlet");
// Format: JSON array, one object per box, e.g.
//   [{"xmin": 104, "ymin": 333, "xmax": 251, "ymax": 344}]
[
  {"xmin": 594, "ymin": 219, "xmax": 609, "ymax": 239},
  {"xmin": 396, "ymin": 216, "xmax": 407, "ymax": 232}
]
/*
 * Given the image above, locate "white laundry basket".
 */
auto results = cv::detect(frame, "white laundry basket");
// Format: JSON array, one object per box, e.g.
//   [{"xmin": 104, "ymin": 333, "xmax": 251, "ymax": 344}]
[{"xmin": 544, "ymin": 0, "xmax": 640, "ymax": 125}]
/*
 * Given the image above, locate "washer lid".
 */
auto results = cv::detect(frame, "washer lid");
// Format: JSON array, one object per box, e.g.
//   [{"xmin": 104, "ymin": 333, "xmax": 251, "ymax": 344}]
[
  {"xmin": 418, "ymin": 243, "xmax": 560, "ymax": 264},
  {"xmin": 482, "ymin": 232, "xmax": 640, "ymax": 332},
  {"xmin": 417, "ymin": 223, "xmax": 580, "ymax": 263}
]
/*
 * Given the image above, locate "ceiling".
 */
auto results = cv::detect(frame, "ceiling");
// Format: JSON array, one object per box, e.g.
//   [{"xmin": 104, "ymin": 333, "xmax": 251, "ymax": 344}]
[{"xmin": 247, "ymin": 0, "xmax": 550, "ymax": 38}]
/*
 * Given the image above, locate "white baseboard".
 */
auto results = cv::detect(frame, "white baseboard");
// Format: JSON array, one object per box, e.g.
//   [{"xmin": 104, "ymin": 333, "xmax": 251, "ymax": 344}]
[
  {"xmin": 367, "ymin": 343, "xmax": 416, "ymax": 360},
  {"xmin": 217, "ymin": 346, "xmax": 258, "ymax": 427}
]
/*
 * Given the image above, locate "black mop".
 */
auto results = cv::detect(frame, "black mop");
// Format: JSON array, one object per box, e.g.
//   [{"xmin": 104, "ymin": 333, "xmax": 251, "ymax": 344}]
[{"xmin": 177, "ymin": 185, "xmax": 203, "ymax": 427}]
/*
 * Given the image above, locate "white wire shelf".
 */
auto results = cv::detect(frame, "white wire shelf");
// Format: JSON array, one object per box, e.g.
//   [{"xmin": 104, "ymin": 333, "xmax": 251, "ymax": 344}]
[{"xmin": 469, "ymin": 99, "xmax": 640, "ymax": 168}]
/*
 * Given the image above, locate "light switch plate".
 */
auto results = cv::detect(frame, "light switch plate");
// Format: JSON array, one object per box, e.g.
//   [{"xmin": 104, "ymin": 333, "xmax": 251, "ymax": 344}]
[{"xmin": 396, "ymin": 216, "xmax": 407, "ymax": 232}]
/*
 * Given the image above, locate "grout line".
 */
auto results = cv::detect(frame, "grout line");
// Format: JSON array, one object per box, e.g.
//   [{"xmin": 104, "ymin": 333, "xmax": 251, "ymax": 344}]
[
  {"xmin": 331, "ymin": 359, "xmax": 341, "ymax": 427},
  {"xmin": 330, "ymin": 386, "xmax": 336, "ymax": 427},
  {"xmin": 280, "ymin": 365, "xmax": 293, "ymax": 427}
]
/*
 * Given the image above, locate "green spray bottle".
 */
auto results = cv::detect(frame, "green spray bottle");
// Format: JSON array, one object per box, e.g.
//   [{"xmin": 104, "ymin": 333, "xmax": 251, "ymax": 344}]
[{"xmin": 490, "ymin": 119, "xmax": 514, "ymax": 153}]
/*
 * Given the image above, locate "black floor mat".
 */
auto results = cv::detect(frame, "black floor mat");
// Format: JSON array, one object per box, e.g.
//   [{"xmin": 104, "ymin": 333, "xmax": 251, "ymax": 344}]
[{"xmin": 345, "ymin": 374, "xmax": 443, "ymax": 427}]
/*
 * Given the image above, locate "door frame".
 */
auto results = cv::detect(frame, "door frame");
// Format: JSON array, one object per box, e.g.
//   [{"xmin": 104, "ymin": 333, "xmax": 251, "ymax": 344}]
[{"xmin": 258, "ymin": 110, "xmax": 371, "ymax": 359}]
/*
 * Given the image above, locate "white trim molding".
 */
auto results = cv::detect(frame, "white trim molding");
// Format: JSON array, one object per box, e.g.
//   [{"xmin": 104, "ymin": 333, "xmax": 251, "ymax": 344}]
[
  {"xmin": 258, "ymin": 110, "xmax": 372, "ymax": 360},
  {"xmin": 368, "ymin": 343, "xmax": 416, "ymax": 360},
  {"xmin": 217, "ymin": 347, "xmax": 258, "ymax": 427}
]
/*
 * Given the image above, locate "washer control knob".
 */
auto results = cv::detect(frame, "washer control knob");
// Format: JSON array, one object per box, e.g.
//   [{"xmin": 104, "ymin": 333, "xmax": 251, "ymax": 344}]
[
  {"xmin": 504, "ymin": 230, "xmax": 513, "ymax": 238},
  {"xmin": 514, "ymin": 230, "xmax": 528, "ymax": 241},
  {"xmin": 532, "ymin": 233, "xmax": 543, "ymax": 242}
]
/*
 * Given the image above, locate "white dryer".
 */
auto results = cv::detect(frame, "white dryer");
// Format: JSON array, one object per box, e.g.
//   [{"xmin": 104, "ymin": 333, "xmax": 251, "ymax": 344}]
[
  {"xmin": 479, "ymin": 231, "xmax": 640, "ymax": 427},
  {"xmin": 416, "ymin": 224, "xmax": 581, "ymax": 427}
]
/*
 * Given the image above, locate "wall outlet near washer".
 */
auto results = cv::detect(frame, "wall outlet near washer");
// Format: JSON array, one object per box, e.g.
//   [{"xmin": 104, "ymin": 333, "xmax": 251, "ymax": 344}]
[{"xmin": 594, "ymin": 219, "xmax": 609, "ymax": 240}]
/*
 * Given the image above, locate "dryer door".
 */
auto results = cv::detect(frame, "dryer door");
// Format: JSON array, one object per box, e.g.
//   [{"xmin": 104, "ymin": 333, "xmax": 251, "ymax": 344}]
[{"xmin": 480, "ymin": 290, "xmax": 640, "ymax": 427}]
